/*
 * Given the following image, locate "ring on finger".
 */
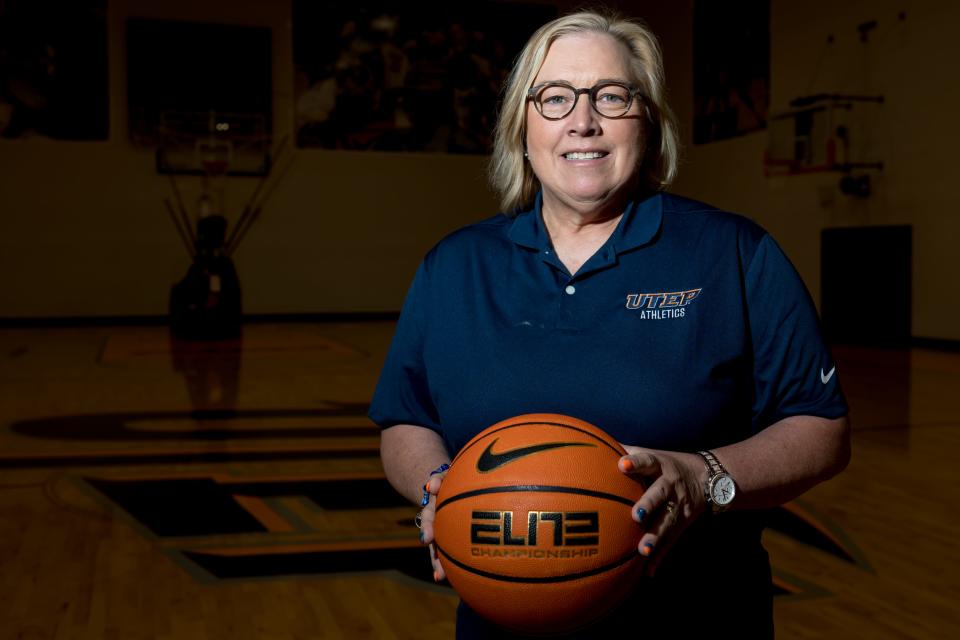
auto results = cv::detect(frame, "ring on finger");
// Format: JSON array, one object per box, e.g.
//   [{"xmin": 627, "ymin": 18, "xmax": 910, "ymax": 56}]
[
  {"xmin": 415, "ymin": 510, "xmax": 424, "ymax": 528},
  {"xmin": 664, "ymin": 501, "xmax": 677, "ymax": 516}
]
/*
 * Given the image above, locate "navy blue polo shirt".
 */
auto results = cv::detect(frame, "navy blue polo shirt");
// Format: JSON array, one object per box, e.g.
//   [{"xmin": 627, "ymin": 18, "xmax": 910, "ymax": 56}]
[{"xmin": 369, "ymin": 191, "xmax": 847, "ymax": 455}]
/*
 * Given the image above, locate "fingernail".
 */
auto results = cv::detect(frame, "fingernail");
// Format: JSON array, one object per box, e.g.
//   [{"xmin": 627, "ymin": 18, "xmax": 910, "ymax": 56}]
[
  {"xmin": 619, "ymin": 457, "xmax": 635, "ymax": 472},
  {"xmin": 433, "ymin": 570, "xmax": 440, "ymax": 582},
  {"xmin": 419, "ymin": 531, "xmax": 425, "ymax": 544},
  {"xmin": 641, "ymin": 542, "xmax": 655, "ymax": 557},
  {"xmin": 635, "ymin": 507, "xmax": 647, "ymax": 523}
]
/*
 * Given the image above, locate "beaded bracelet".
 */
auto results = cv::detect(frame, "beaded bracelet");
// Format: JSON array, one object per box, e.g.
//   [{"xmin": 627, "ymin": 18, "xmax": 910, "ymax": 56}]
[{"xmin": 420, "ymin": 463, "xmax": 450, "ymax": 506}]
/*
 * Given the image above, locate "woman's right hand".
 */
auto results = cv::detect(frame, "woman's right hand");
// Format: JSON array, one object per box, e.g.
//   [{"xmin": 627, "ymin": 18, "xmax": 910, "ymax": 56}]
[
  {"xmin": 379, "ymin": 424, "xmax": 453, "ymax": 583},
  {"xmin": 419, "ymin": 471, "xmax": 448, "ymax": 582}
]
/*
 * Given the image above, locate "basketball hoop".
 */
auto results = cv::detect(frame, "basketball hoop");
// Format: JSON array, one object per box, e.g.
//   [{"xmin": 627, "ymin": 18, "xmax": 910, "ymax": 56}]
[
  {"xmin": 197, "ymin": 138, "xmax": 233, "ymax": 177},
  {"xmin": 764, "ymin": 94, "xmax": 883, "ymax": 177},
  {"xmin": 201, "ymin": 159, "xmax": 230, "ymax": 177}
]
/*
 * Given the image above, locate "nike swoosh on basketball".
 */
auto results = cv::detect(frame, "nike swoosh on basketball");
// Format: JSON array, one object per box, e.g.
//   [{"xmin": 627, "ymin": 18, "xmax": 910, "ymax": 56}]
[
  {"xmin": 820, "ymin": 366, "xmax": 836, "ymax": 384},
  {"xmin": 476, "ymin": 439, "xmax": 594, "ymax": 473}
]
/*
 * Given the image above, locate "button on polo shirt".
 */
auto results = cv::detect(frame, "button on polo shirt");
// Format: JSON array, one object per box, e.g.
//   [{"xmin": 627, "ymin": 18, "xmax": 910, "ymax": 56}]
[
  {"xmin": 370, "ymin": 191, "xmax": 847, "ymax": 457},
  {"xmin": 500, "ymin": 191, "xmax": 663, "ymax": 333}
]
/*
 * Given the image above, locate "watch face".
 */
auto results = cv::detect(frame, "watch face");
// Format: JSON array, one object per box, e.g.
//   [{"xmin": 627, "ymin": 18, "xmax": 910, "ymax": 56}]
[{"xmin": 711, "ymin": 474, "xmax": 736, "ymax": 505}]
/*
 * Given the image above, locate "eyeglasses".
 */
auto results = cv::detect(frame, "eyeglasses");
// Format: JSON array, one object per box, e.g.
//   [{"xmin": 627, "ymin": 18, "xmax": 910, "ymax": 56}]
[{"xmin": 526, "ymin": 81, "xmax": 643, "ymax": 120}]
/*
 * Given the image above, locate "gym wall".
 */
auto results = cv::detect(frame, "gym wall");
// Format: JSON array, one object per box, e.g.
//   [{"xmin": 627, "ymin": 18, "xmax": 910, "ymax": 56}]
[{"xmin": 0, "ymin": 0, "xmax": 957, "ymax": 342}]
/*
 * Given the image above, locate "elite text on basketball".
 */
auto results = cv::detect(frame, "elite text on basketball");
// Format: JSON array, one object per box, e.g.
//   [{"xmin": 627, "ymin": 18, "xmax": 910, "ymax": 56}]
[{"xmin": 469, "ymin": 510, "xmax": 599, "ymax": 547}]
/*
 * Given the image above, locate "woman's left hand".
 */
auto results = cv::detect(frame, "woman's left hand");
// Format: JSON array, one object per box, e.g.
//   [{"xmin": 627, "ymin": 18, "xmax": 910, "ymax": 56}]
[{"xmin": 617, "ymin": 446, "xmax": 708, "ymax": 576}]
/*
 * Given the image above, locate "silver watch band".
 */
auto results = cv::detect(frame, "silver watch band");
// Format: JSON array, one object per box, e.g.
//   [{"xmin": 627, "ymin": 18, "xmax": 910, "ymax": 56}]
[{"xmin": 697, "ymin": 449, "xmax": 726, "ymax": 475}]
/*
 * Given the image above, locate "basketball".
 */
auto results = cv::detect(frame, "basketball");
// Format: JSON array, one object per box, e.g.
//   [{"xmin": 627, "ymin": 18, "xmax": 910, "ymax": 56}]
[{"xmin": 433, "ymin": 413, "xmax": 646, "ymax": 635}]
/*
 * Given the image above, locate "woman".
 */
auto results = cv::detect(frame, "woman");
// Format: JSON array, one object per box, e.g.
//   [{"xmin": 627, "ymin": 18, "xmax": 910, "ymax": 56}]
[{"xmin": 371, "ymin": 10, "xmax": 850, "ymax": 638}]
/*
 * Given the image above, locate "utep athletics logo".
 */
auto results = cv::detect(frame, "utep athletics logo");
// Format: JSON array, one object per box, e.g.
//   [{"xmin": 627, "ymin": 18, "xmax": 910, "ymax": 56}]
[
  {"xmin": 625, "ymin": 287, "xmax": 702, "ymax": 319},
  {"xmin": 470, "ymin": 510, "xmax": 600, "ymax": 559}
]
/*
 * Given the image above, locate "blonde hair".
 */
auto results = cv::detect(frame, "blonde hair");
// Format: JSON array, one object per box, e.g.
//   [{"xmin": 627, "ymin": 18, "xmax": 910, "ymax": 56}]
[{"xmin": 489, "ymin": 9, "xmax": 680, "ymax": 214}]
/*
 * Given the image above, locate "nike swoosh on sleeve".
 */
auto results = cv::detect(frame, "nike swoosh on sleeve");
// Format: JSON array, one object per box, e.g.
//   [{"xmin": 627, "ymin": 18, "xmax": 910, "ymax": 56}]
[{"xmin": 820, "ymin": 367, "xmax": 836, "ymax": 384}]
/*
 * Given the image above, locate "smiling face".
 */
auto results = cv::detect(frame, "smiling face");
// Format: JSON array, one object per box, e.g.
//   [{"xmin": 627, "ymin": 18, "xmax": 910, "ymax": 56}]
[{"xmin": 525, "ymin": 32, "xmax": 645, "ymax": 220}]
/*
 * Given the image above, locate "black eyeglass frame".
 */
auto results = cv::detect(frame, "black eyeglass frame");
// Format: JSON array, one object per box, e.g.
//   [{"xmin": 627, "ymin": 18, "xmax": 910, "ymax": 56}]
[{"xmin": 526, "ymin": 81, "xmax": 644, "ymax": 120}]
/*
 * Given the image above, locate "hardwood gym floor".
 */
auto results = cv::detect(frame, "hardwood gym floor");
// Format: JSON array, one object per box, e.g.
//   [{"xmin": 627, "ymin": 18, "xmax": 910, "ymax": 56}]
[{"xmin": 0, "ymin": 323, "xmax": 957, "ymax": 639}]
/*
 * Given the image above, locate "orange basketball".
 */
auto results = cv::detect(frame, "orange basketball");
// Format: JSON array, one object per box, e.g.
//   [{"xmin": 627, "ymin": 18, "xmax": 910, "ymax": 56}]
[{"xmin": 433, "ymin": 413, "xmax": 645, "ymax": 636}]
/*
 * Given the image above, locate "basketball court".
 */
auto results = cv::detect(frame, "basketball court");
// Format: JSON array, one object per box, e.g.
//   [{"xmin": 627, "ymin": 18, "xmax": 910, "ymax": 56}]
[{"xmin": 0, "ymin": 322, "xmax": 958, "ymax": 639}]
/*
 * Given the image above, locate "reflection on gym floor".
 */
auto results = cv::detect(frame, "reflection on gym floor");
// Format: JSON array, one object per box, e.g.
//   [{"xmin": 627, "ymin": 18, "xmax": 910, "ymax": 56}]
[{"xmin": 0, "ymin": 323, "xmax": 958, "ymax": 638}]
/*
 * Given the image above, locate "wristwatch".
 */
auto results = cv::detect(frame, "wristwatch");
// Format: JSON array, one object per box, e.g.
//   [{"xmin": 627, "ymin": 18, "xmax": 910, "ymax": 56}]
[{"xmin": 696, "ymin": 450, "xmax": 736, "ymax": 514}]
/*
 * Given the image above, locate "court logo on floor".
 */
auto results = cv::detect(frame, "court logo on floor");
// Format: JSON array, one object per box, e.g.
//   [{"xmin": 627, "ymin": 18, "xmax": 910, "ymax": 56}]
[
  {"xmin": 76, "ymin": 471, "xmax": 872, "ymax": 598},
  {"xmin": 19, "ymin": 405, "xmax": 872, "ymax": 597}
]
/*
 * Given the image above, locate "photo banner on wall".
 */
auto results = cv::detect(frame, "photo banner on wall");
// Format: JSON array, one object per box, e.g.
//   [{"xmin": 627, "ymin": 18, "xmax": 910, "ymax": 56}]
[
  {"xmin": 292, "ymin": 1, "xmax": 556, "ymax": 154},
  {"xmin": 693, "ymin": 0, "xmax": 769, "ymax": 145},
  {"xmin": 0, "ymin": 0, "xmax": 108, "ymax": 140}
]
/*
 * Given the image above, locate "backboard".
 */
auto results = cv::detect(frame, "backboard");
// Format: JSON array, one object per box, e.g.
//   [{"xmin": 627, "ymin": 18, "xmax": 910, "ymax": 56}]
[
  {"xmin": 157, "ymin": 111, "xmax": 270, "ymax": 176},
  {"xmin": 764, "ymin": 95, "xmax": 883, "ymax": 176}
]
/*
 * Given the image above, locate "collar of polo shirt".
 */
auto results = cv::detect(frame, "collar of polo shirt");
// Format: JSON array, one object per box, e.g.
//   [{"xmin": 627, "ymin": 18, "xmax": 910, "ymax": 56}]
[{"xmin": 507, "ymin": 190, "xmax": 664, "ymax": 256}]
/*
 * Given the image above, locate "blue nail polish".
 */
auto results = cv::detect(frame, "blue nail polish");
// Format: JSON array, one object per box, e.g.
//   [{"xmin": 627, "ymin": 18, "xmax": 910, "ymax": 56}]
[
  {"xmin": 419, "ymin": 531, "xmax": 425, "ymax": 544},
  {"xmin": 642, "ymin": 542, "xmax": 655, "ymax": 556},
  {"xmin": 635, "ymin": 507, "xmax": 647, "ymax": 522}
]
